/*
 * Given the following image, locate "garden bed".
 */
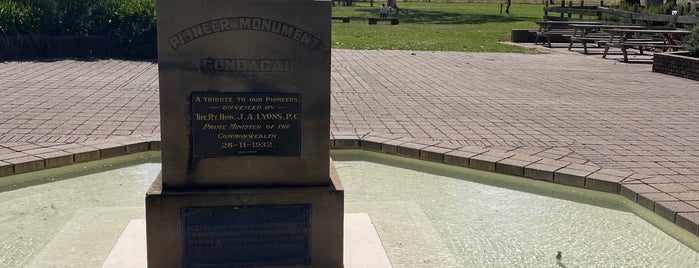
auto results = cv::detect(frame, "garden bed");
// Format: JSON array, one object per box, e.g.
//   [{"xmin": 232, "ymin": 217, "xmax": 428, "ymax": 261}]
[
  {"xmin": 652, "ymin": 51, "xmax": 699, "ymax": 81},
  {"xmin": 0, "ymin": 36, "xmax": 117, "ymax": 60}
]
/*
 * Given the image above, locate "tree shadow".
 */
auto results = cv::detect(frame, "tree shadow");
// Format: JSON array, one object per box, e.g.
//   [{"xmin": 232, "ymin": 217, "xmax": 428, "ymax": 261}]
[{"xmin": 355, "ymin": 8, "xmax": 526, "ymax": 24}]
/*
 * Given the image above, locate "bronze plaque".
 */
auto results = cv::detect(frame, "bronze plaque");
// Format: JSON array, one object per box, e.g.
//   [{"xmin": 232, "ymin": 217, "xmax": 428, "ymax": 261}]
[
  {"xmin": 182, "ymin": 205, "xmax": 311, "ymax": 266},
  {"xmin": 191, "ymin": 92, "xmax": 301, "ymax": 157}
]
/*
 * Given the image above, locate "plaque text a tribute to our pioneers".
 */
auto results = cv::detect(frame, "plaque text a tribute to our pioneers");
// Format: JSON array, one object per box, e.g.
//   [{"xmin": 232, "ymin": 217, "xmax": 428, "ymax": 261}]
[{"xmin": 191, "ymin": 92, "xmax": 301, "ymax": 157}]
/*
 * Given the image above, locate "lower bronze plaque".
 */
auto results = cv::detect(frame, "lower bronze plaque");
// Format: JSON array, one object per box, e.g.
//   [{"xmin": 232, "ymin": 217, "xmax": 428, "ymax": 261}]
[
  {"xmin": 182, "ymin": 204, "xmax": 311, "ymax": 266},
  {"xmin": 190, "ymin": 92, "xmax": 302, "ymax": 157}
]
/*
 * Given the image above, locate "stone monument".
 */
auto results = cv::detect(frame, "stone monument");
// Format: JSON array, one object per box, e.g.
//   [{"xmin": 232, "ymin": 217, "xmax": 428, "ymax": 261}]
[{"xmin": 145, "ymin": 0, "xmax": 344, "ymax": 267}]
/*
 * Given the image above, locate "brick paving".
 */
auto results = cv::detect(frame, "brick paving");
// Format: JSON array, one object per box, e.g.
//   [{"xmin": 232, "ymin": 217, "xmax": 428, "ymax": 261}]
[{"xmin": 1, "ymin": 48, "xmax": 698, "ymax": 235}]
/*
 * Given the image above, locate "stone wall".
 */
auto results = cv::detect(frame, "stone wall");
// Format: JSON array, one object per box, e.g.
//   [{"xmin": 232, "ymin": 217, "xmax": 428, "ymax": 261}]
[{"xmin": 652, "ymin": 51, "xmax": 699, "ymax": 81}]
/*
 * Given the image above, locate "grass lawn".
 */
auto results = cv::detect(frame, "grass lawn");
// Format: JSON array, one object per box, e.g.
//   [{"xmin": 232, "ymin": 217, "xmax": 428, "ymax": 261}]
[{"xmin": 332, "ymin": 2, "xmax": 545, "ymax": 52}]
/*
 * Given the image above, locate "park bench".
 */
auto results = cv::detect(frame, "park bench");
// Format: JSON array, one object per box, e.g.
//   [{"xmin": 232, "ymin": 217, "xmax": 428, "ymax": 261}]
[
  {"xmin": 534, "ymin": 21, "xmax": 601, "ymax": 47},
  {"xmin": 368, "ymin": 18, "xmax": 399, "ymax": 25},
  {"xmin": 567, "ymin": 24, "xmax": 679, "ymax": 54},
  {"xmin": 332, "ymin": 17, "xmax": 351, "ymax": 23},
  {"xmin": 607, "ymin": 40, "xmax": 682, "ymax": 53},
  {"xmin": 535, "ymin": 29, "xmax": 576, "ymax": 46}
]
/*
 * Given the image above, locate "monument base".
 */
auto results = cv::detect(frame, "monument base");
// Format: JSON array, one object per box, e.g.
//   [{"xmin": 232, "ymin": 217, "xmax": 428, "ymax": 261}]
[
  {"xmin": 145, "ymin": 169, "xmax": 344, "ymax": 268},
  {"xmin": 103, "ymin": 214, "xmax": 392, "ymax": 268}
]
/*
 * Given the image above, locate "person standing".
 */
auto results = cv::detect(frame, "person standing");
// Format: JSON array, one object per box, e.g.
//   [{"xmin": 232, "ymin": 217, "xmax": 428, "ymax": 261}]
[
  {"xmin": 380, "ymin": 4, "xmax": 388, "ymax": 18},
  {"xmin": 505, "ymin": 0, "xmax": 512, "ymax": 15},
  {"xmin": 387, "ymin": 0, "xmax": 399, "ymax": 16}
]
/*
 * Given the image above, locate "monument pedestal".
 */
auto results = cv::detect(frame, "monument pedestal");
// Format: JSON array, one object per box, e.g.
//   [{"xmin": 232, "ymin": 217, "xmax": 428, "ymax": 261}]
[
  {"xmin": 146, "ymin": 166, "xmax": 343, "ymax": 268},
  {"xmin": 104, "ymin": 214, "xmax": 392, "ymax": 268}
]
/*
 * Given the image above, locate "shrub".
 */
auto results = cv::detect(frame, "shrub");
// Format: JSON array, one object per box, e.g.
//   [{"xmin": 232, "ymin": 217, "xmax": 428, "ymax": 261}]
[
  {"xmin": 0, "ymin": 0, "xmax": 39, "ymax": 36},
  {"xmin": 685, "ymin": 25, "xmax": 699, "ymax": 57},
  {"xmin": 0, "ymin": 0, "xmax": 156, "ymax": 58},
  {"xmin": 89, "ymin": 0, "xmax": 156, "ymax": 58},
  {"xmin": 5, "ymin": 0, "xmax": 103, "ymax": 35}
]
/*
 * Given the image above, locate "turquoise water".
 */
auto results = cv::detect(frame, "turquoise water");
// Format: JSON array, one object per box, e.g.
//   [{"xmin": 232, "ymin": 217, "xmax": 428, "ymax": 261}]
[
  {"xmin": 0, "ymin": 152, "xmax": 161, "ymax": 268},
  {"xmin": 334, "ymin": 150, "xmax": 699, "ymax": 267},
  {"xmin": 0, "ymin": 150, "xmax": 698, "ymax": 267}
]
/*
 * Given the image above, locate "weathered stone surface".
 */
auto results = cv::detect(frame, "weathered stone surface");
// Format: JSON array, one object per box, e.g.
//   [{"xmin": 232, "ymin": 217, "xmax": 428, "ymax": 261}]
[
  {"xmin": 585, "ymin": 172, "xmax": 624, "ymax": 193},
  {"xmin": 149, "ymin": 2, "xmax": 342, "ymax": 267},
  {"xmin": 6, "ymin": 156, "xmax": 45, "ymax": 174},
  {"xmin": 146, "ymin": 172, "xmax": 344, "ymax": 268},
  {"xmin": 677, "ymin": 212, "xmax": 699, "ymax": 236},
  {"xmin": 38, "ymin": 151, "xmax": 74, "ymax": 168},
  {"xmin": 0, "ymin": 161, "xmax": 13, "ymax": 177},
  {"xmin": 157, "ymin": 0, "xmax": 332, "ymax": 188}
]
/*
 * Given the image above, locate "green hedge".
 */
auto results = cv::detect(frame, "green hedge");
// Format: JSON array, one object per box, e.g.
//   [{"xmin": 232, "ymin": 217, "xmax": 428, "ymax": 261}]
[
  {"xmin": 0, "ymin": 1, "xmax": 39, "ymax": 36},
  {"xmin": 686, "ymin": 25, "xmax": 699, "ymax": 57},
  {"xmin": 0, "ymin": 0, "xmax": 156, "ymax": 58},
  {"xmin": 90, "ymin": 0, "xmax": 156, "ymax": 58}
]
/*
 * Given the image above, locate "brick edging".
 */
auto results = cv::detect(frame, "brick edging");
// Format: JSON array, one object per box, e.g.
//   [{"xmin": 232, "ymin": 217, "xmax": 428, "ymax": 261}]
[
  {"xmin": 0, "ymin": 135, "xmax": 160, "ymax": 177},
  {"xmin": 332, "ymin": 132, "xmax": 699, "ymax": 237},
  {"xmin": 652, "ymin": 52, "xmax": 699, "ymax": 81}
]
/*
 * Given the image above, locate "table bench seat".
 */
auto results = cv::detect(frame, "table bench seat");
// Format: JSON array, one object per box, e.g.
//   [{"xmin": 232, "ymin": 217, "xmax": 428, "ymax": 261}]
[
  {"xmin": 568, "ymin": 33, "xmax": 611, "ymax": 52},
  {"xmin": 535, "ymin": 30, "xmax": 575, "ymax": 47},
  {"xmin": 534, "ymin": 20, "xmax": 602, "ymax": 47},
  {"xmin": 601, "ymin": 28, "xmax": 692, "ymax": 62},
  {"xmin": 332, "ymin": 17, "xmax": 351, "ymax": 23},
  {"xmin": 606, "ymin": 40, "xmax": 673, "ymax": 48},
  {"xmin": 595, "ymin": 38, "xmax": 654, "ymax": 45},
  {"xmin": 368, "ymin": 18, "xmax": 399, "ymax": 25},
  {"xmin": 604, "ymin": 40, "xmax": 684, "ymax": 61},
  {"xmin": 620, "ymin": 42, "xmax": 684, "ymax": 51}
]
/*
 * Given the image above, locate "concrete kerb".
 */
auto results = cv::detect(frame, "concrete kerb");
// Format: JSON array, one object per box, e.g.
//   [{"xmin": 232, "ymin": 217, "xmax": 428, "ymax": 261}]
[
  {"xmin": 0, "ymin": 135, "xmax": 158, "ymax": 176},
  {"xmin": 331, "ymin": 135, "xmax": 699, "ymax": 237},
  {"xmin": 0, "ymin": 134, "xmax": 697, "ymax": 237}
]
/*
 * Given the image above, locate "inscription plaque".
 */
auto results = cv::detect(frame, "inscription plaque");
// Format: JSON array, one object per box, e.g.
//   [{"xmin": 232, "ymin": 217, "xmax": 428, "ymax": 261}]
[
  {"xmin": 191, "ymin": 92, "xmax": 302, "ymax": 157},
  {"xmin": 182, "ymin": 204, "xmax": 311, "ymax": 266}
]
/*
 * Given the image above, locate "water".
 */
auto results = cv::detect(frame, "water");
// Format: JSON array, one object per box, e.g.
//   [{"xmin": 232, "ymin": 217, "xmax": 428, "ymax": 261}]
[
  {"xmin": 333, "ymin": 150, "xmax": 699, "ymax": 268},
  {"xmin": 0, "ymin": 150, "xmax": 698, "ymax": 267},
  {"xmin": 0, "ymin": 152, "xmax": 161, "ymax": 268}
]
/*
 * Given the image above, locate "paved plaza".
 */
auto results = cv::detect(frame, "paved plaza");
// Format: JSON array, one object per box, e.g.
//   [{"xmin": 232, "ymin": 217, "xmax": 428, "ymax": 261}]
[{"xmin": 1, "ymin": 48, "xmax": 698, "ymax": 234}]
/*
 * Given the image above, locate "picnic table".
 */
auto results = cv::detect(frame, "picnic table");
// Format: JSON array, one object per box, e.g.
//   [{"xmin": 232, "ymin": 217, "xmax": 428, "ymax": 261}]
[
  {"xmin": 602, "ymin": 28, "xmax": 692, "ymax": 62},
  {"xmin": 332, "ymin": 17, "xmax": 351, "ymax": 23},
  {"xmin": 368, "ymin": 17, "xmax": 399, "ymax": 25},
  {"xmin": 534, "ymin": 20, "xmax": 602, "ymax": 47},
  {"xmin": 567, "ymin": 24, "xmax": 646, "ymax": 54}
]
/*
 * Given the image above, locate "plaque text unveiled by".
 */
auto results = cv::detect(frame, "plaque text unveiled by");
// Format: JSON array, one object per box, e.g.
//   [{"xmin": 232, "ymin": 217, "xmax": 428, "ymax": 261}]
[{"xmin": 191, "ymin": 92, "xmax": 301, "ymax": 157}]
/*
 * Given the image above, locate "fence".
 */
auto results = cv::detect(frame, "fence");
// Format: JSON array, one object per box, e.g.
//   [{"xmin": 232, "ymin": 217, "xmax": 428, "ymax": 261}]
[
  {"xmin": 356, "ymin": 0, "xmax": 624, "ymax": 4},
  {"xmin": 544, "ymin": 0, "xmax": 698, "ymax": 25}
]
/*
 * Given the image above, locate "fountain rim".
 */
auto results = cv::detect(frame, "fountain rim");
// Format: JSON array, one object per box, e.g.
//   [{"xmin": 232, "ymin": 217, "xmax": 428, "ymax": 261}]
[{"xmin": 0, "ymin": 135, "xmax": 697, "ymax": 241}]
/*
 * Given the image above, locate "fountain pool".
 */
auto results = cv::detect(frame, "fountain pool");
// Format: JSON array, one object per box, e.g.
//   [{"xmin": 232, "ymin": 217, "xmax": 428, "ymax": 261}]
[{"xmin": 0, "ymin": 150, "xmax": 697, "ymax": 267}]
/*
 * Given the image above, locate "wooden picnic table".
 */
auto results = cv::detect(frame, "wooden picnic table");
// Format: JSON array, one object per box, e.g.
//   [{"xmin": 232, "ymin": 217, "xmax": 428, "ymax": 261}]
[
  {"xmin": 368, "ymin": 17, "xmax": 399, "ymax": 25},
  {"xmin": 567, "ymin": 24, "xmax": 647, "ymax": 54},
  {"xmin": 534, "ymin": 20, "xmax": 602, "ymax": 47},
  {"xmin": 602, "ymin": 28, "xmax": 692, "ymax": 62}
]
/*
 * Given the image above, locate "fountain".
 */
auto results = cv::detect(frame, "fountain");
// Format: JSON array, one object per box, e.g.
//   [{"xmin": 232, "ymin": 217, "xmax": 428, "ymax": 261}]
[{"xmin": 1, "ymin": 150, "xmax": 697, "ymax": 267}]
